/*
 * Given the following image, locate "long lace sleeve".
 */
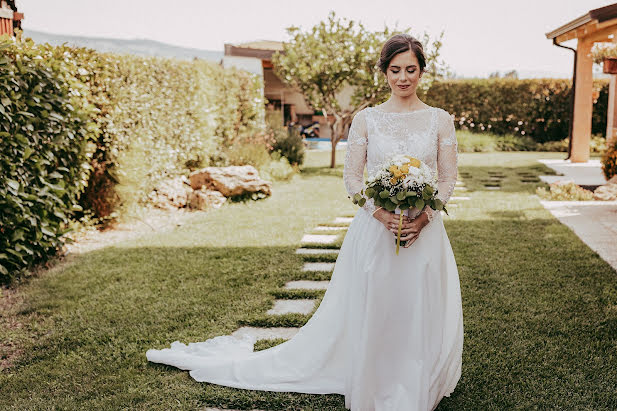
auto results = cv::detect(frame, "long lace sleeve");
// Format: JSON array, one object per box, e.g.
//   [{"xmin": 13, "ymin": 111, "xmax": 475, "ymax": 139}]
[
  {"xmin": 343, "ymin": 109, "xmax": 376, "ymax": 215},
  {"xmin": 424, "ymin": 109, "xmax": 458, "ymax": 222}
]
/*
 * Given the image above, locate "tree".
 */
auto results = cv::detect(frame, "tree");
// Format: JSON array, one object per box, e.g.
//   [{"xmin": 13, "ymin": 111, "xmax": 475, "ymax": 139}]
[{"xmin": 272, "ymin": 11, "xmax": 449, "ymax": 168}]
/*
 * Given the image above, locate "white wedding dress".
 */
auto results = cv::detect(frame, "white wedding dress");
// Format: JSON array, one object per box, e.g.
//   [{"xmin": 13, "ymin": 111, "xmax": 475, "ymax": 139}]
[{"xmin": 146, "ymin": 105, "xmax": 464, "ymax": 411}]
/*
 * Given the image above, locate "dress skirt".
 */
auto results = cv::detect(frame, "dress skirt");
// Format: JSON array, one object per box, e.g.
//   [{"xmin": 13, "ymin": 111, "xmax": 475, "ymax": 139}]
[{"xmin": 146, "ymin": 208, "xmax": 463, "ymax": 411}]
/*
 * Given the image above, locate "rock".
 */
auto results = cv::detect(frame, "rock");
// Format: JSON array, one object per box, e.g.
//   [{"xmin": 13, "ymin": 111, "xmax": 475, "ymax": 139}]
[
  {"xmin": 188, "ymin": 189, "xmax": 227, "ymax": 210},
  {"xmin": 189, "ymin": 165, "xmax": 271, "ymax": 198},
  {"xmin": 593, "ymin": 183, "xmax": 617, "ymax": 201},
  {"xmin": 552, "ymin": 179, "xmax": 575, "ymax": 186},
  {"xmin": 148, "ymin": 176, "xmax": 193, "ymax": 209}
]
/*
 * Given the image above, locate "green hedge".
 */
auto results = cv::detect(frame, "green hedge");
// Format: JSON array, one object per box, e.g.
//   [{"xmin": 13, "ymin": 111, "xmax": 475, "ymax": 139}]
[
  {"xmin": 0, "ymin": 38, "xmax": 96, "ymax": 283},
  {"xmin": 425, "ymin": 78, "xmax": 608, "ymax": 142},
  {"xmin": 80, "ymin": 53, "xmax": 265, "ymax": 218},
  {"xmin": 1, "ymin": 36, "xmax": 265, "ymax": 283}
]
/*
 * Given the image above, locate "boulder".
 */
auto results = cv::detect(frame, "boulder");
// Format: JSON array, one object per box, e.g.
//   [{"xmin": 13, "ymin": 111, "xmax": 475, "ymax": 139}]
[
  {"xmin": 188, "ymin": 189, "xmax": 227, "ymax": 210},
  {"xmin": 189, "ymin": 165, "xmax": 271, "ymax": 198},
  {"xmin": 594, "ymin": 182, "xmax": 617, "ymax": 201},
  {"xmin": 148, "ymin": 176, "xmax": 193, "ymax": 209}
]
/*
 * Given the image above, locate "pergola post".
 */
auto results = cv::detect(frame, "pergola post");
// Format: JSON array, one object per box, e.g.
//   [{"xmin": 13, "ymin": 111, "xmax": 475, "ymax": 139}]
[
  {"xmin": 606, "ymin": 74, "xmax": 617, "ymax": 145},
  {"xmin": 571, "ymin": 40, "xmax": 594, "ymax": 162}
]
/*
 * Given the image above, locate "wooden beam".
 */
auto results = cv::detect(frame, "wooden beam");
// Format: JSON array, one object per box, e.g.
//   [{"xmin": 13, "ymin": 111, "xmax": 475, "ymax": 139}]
[{"xmin": 582, "ymin": 23, "xmax": 617, "ymax": 43}]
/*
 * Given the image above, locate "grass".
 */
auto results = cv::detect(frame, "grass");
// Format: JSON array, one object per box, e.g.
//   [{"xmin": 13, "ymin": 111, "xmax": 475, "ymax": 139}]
[{"xmin": 1, "ymin": 149, "xmax": 617, "ymax": 410}]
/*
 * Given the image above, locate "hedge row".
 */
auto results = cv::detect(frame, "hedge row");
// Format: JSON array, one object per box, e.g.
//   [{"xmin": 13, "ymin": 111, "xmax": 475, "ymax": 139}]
[
  {"xmin": 0, "ymin": 38, "xmax": 96, "ymax": 281},
  {"xmin": 79, "ymin": 51, "xmax": 265, "ymax": 218},
  {"xmin": 425, "ymin": 78, "xmax": 609, "ymax": 142},
  {"xmin": 0, "ymin": 36, "xmax": 264, "ymax": 283}
]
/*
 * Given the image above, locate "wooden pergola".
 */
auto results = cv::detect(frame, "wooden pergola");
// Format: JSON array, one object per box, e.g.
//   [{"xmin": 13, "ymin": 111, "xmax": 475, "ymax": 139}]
[{"xmin": 546, "ymin": 4, "xmax": 617, "ymax": 162}]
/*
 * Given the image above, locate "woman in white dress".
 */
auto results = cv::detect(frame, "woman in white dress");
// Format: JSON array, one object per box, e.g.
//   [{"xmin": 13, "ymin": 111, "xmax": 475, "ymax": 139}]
[{"xmin": 146, "ymin": 33, "xmax": 463, "ymax": 411}]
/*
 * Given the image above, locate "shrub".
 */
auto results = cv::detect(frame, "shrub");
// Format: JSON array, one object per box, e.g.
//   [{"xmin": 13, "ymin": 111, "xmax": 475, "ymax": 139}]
[
  {"xmin": 60, "ymin": 50, "xmax": 265, "ymax": 219},
  {"xmin": 535, "ymin": 135, "xmax": 606, "ymax": 154},
  {"xmin": 0, "ymin": 37, "xmax": 96, "ymax": 283},
  {"xmin": 271, "ymin": 126, "xmax": 305, "ymax": 166},
  {"xmin": 536, "ymin": 182, "xmax": 594, "ymax": 201},
  {"xmin": 601, "ymin": 139, "xmax": 617, "ymax": 180},
  {"xmin": 425, "ymin": 78, "xmax": 609, "ymax": 143},
  {"xmin": 259, "ymin": 152, "xmax": 297, "ymax": 181},
  {"xmin": 225, "ymin": 142, "xmax": 272, "ymax": 169},
  {"xmin": 265, "ymin": 109, "xmax": 305, "ymax": 166}
]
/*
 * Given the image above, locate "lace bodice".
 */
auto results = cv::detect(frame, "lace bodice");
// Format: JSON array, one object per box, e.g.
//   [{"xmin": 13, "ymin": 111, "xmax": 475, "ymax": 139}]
[{"xmin": 343, "ymin": 105, "xmax": 458, "ymax": 222}]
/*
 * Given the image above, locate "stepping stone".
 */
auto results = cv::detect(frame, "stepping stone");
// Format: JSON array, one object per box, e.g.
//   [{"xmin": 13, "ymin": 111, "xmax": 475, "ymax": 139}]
[
  {"xmin": 284, "ymin": 280, "xmax": 330, "ymax": 290},
  {"xmin": 302, "ymin": 262, "xmax": 335, "ymax": 272},
  {"xmin": 333, "ymin": 217, "xmax": 353, "ymax": 224},
  {"xmin": 485, "ymin": 186, "xmax": 501, "ymax": 190},
  {"xmin": 450, "ymin": 196, "xmax": 470, "ymax": 200},
  {"xmin": 314, "ymin": 226, "xmax": 344, "ymax": 232},
  {"xmin": 266, "ymin": 299, "xmax": 316, "ymax": 315},
  {"xmin": 295, "ymin": 248, "xmax": 340, "ymax": 255},
  {"xmin": 301, "ymin": 234, "xmax": 338, "ymax": 244},
  {"xmin": 231, "ymin": 326, "xmax": 300, "ymax": 340},
  {"xmin": 448, "ymin": 203, "xmax": 459, "ymax": 208},
  {"xmin": 455, "ymin": 181, "xmax": 465, "ymax": 186}
]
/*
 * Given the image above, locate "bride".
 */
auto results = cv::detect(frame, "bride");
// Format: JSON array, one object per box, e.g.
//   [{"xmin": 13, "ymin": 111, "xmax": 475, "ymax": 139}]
[{"xmin": 146, "ymin": 33, "xmax": 463, "ymax": 411}]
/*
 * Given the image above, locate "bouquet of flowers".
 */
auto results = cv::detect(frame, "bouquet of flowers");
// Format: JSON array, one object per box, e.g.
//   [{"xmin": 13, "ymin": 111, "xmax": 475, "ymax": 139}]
[{"xmin": 352, "ymin": 154, "xmax": 448, "ymax": 255}]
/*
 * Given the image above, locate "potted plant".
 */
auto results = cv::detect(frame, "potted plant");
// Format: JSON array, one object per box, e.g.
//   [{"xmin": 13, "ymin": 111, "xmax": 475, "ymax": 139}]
[{"xmin": 592, "ymin": 43, "xmax": 617, "ymax": 74}]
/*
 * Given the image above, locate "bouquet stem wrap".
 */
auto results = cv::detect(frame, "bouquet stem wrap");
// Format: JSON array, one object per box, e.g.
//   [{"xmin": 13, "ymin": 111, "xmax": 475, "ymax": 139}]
[{"xmin": 396, "ymin": 211, "xmax": 403, "ymax": 255}]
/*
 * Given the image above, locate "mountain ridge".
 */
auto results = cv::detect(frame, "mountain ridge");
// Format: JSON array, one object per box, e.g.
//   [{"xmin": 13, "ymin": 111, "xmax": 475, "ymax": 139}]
[{"xmin": 22, "ymin": 29, "xmax": 224, "ymax": 62}]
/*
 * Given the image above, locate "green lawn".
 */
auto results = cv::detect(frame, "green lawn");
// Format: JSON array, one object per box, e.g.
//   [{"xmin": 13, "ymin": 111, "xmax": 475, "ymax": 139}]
[{"xmin": 1, "ymin": 150, "xmax": 616, "ymax": 410}]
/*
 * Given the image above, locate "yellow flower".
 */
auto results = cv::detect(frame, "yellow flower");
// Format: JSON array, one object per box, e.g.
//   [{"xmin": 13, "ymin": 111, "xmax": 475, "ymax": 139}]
[
  {"xmin": 408, "ymin": 158, "xmax": 421, "ymax": 168},
  {"xmin": 389, "ymin": 165, "xmax": 399, "ymax": 174},
  {"xmin": 390, "ymin": 176, "xmax": 398, "ymax": 185},
  {"xmin": 401, "ymin": 164, "xmax": 410, "ymax": 173}
]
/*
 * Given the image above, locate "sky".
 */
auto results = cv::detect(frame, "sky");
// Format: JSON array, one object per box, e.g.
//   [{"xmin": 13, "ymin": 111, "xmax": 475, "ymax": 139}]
[{"xmin": 14, "ymin": 0, "xmax": 617, "ymax": 78}]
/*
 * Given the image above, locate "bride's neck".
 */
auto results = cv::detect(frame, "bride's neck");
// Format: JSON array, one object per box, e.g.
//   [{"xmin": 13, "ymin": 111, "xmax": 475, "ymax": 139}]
[{"xmin": 385, "ymin": 94, "xmax": 425, "ymax": 111}]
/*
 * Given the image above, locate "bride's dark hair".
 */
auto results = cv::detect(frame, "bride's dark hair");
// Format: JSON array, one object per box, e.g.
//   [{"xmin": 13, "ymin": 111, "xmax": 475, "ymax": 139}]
[{"xmin": 377, "ymin": 34, "xmax": 427, "ymax": 74}]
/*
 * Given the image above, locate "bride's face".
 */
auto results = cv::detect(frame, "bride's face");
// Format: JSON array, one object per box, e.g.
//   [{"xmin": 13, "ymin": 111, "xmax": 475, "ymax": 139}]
[{"xmin": 385, "ymin": 50, "xmax": 423, "ymax": 97}]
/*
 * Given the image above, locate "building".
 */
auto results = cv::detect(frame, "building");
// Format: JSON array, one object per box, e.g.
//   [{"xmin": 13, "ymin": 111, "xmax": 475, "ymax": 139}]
[{"xmin": 222, "ymin": 40, "xmax": 354, "ymax": 139}]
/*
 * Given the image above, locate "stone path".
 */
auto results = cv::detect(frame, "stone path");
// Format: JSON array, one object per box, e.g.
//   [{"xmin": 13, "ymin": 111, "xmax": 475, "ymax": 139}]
[
  {"xmin": 537, "ymin": 158, "xmax": 617, "ymax": 273},
  {"xmin": 540, "ymin": 200, "xmax": 617, "ymax": 272},
  {"xmin": 215, "ymin": 215, "xmax": 346, "ymax": 349},
  {"xmin": 300, "ymin": 234, "xmax": 338, "ymax": 244},
  {"xmin": 295, "ymin": 248, "xmax": 339, "ymax": 255}
]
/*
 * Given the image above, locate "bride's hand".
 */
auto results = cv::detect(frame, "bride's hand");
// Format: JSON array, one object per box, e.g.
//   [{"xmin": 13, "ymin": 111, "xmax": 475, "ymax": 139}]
[
  {"xmin": 373, "ymin": 208, "xmax": 428, "ymax": 248},
  {"xmin": 399, "ymin": 212, "xmax": 429, "ymax": 248}
]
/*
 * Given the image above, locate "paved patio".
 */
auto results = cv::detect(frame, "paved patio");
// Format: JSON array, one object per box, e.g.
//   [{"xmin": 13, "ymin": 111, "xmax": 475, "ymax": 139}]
[
  {"xmin": 538, "ymin": 158, "xmax": 606, "ymax": 188},
  {"xmin": 538, "ymin": 159, "xmax": 617, "ymax": 273}
]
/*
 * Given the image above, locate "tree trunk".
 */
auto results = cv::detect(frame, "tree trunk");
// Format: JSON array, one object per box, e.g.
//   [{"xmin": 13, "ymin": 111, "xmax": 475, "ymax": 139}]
[{"xmin": 329, "ymin": 118, "xmax": 346, "ymax": 168}]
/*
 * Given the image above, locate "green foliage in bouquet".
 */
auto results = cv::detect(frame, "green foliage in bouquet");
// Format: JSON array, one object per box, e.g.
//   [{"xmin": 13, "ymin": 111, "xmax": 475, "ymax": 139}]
[{"xmin": 352, "ymin": 184, "xmax": 448, "ymax": 215}]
